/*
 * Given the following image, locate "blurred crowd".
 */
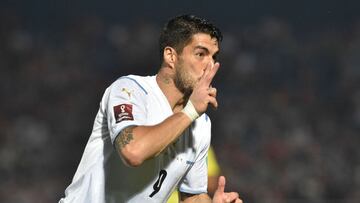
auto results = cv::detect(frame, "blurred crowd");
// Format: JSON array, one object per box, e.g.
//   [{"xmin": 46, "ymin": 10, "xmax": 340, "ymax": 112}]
[{"xmin": 0, "ymin": 9, "xmax": 359, "ymax": 203}]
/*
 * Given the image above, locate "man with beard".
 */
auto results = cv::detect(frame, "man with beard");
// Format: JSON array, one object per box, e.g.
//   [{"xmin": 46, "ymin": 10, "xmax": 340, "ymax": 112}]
[{"xmin": 60, "ymin": 15, "xmax": 242, "ymax": 203}]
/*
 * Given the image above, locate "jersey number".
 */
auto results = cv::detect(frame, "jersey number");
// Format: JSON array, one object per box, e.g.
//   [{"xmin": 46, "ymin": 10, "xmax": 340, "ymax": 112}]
[{"xmin": 149, "ymin": 169, "xmax": 167, "ymax": 198}]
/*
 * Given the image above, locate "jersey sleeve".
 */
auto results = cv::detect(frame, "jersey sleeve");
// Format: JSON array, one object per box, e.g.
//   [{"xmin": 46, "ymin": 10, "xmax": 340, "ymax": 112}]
[
  {"xmin": 178, "ymin": 116, "xmax": 211, "ymax": 194},
  {"xmin": 105, "ymin": 76, "xmax": 148, "ymax": 144}
]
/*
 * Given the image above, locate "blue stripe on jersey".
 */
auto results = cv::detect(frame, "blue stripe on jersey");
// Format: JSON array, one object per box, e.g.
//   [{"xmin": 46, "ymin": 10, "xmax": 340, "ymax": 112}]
[
  {"xmin": 205, "ymin": 114, "xmax": 209, "ymax": 122},
  {"xmin": 186, "ymin": 160, "xmax": 195, "ymax": 165},
  {"xmin": 120, "ymin": 76, "xmax": 148, "ymax": 95}
]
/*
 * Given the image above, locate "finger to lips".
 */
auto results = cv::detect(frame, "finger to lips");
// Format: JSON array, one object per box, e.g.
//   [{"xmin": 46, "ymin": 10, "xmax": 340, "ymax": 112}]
[
  {"xmin": 203, "ymin": 62, "xmax": 213, "ymax": 77},
  {"xmin": 198, "ymin": 64, "xmax": 212, "ymax": 87},
  {"xmin": 206, "ymin": 62, "xmax": 220, "ymax": 86}
]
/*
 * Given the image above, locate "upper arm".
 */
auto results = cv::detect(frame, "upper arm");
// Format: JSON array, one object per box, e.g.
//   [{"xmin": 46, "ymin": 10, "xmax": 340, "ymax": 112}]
[
  {"xmin": 114, "ymin": 125, "xmax": 136, "ymax": 153},
  {"xmin": 114, "ymin": 125, "xmax": 139, "ymax": 166},
  {"xmin": 105, "ymin": 77, "xmax": 148, "ymax": 144},
  {"xmin": 103, "ymin": 77, "xmax": 149, "ymax": 167}
]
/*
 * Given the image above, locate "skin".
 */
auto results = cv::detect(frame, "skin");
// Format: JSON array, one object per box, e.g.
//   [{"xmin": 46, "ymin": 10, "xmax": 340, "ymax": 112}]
[
  {"xmin": 208, "ymin": 175, "xmax": 219, "ymax": 197},
  {"xmin": 115, "ymin": 33, "xmax": 242, "ymax": 203}
]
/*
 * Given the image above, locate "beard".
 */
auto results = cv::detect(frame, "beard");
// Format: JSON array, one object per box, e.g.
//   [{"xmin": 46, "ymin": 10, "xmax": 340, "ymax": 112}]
[{"xmin": 174, "ymin": 60, "xmax": 197, "ymax": 98}]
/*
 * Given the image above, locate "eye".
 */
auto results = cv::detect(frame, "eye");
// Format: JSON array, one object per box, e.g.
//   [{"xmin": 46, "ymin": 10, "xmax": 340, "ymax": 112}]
[{"xmin": 196, "ymin": 52, "xmax": 205, "ymax": 58}]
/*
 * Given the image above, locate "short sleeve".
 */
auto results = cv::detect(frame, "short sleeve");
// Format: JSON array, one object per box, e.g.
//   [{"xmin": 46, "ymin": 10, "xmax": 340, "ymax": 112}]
[
  {"xmin": 178, "ymin": 116, "xmax": 211, "ymax": 194},
  {"xmin": 104, "ymin": 76, "xmax": 148, "ymax": 144}
]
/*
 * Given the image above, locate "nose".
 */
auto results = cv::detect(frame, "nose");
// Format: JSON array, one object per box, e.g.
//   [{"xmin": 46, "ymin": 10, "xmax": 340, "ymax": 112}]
[{"xmin": 202, "ymin": 58, "xmax": 215, "ymax": 74}]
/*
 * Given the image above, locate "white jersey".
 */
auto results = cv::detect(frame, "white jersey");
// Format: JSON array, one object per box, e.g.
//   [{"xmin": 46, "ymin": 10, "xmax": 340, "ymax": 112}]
[{"xmin": 59, "ymin": 75, "xmax": 211, "ymax": 203}]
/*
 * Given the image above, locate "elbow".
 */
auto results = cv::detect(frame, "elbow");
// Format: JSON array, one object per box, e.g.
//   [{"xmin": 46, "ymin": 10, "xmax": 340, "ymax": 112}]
[{"xmin": 118, "ymin": 146, "xmax": 145, "ymax": 167}]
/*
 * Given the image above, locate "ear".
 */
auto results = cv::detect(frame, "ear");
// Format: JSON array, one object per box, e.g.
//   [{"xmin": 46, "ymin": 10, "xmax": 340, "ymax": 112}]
[{"xmin": 163, "ymin": 46, "xmax": 177, "ymax": 69}]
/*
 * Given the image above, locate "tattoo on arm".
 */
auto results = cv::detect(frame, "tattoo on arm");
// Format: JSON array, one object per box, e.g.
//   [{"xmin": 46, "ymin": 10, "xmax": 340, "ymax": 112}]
[{"xmin": 116, "ymin": 126, "xmax": 135, "ymax": 149}]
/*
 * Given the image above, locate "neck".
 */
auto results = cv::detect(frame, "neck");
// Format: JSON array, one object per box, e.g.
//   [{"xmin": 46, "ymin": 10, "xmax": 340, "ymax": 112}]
[{"xmin": 156, "ymin": 67, "xmax": 187, "ymax": 112}]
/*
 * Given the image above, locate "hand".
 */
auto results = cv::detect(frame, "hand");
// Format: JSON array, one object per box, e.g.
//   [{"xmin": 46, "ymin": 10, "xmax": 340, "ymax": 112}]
[
  {"xmin": 213, "ymin": 176, "xmax": 243, "ymax": 203},
  {"xmin": 189, "ymin": 62, "xmax": 220, "ymax": 115}
]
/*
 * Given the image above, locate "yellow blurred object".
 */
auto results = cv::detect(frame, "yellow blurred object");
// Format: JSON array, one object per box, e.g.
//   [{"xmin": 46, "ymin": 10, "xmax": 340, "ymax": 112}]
[
  {"xmin": 207, "ymin": 146, "xmax": 221, "ymax": 177},
  {"xmin": 167, "ymin": 188, "xmax": 179, "ymax": 203},
  {"xmin": 167, "ymin": 146, "xmax": 221, "ymax": 203}
]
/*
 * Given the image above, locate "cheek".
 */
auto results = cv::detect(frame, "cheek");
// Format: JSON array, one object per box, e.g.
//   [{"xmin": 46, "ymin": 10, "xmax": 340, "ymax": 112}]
[
  {"xmin": 196, "ymin": 61, "xmax": 208, "ymax": 76},
  {"xmin": 190, "ymin": 64, "xmax": 203, "ymax": 78},
  {"xmin": 181, "ymin": 58, "xmax": 205, "ymax": 79}
]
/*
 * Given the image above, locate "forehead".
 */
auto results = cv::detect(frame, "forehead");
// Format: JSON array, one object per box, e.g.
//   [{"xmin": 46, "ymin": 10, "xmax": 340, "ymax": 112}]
[{"xmin": 185, "ymin": 33, "xmax": 219, "ymax": 52}]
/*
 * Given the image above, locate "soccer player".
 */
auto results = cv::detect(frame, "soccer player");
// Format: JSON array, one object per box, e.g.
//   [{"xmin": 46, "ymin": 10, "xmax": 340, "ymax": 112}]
[{"xmin": 59, "ymin": 15, "xmax": 242, "ymax": 203}]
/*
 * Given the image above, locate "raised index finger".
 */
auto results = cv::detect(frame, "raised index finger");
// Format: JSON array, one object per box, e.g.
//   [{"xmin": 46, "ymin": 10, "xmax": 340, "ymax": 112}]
[
  {"xmin": 204, "ymin": 62, "xmax": 220, "ymax": 87},
  {"xmin": 209, "ymin": 62, "xmax": 220, "ymax": 85}
]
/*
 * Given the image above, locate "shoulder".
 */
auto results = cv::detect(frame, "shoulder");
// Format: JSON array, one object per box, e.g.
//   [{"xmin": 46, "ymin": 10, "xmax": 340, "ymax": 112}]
[
  {"xmin": 100, "ymin": 75, "xmax": 153, "ymax": 108},
  {"xmin": 110, "ymin": 74, "xmax": 151, "ymax": 95}
]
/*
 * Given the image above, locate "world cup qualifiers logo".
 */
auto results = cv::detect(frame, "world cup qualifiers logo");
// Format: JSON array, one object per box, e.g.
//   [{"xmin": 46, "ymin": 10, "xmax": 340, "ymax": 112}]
[{"xmin": 113, "ymin": 104, "xmax": 134, "ymax": 123}]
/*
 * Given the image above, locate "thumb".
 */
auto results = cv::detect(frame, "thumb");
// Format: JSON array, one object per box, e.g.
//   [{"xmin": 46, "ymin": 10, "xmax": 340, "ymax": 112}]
[{"xmin": 215, "ymin": 176, "xmax": 226, "ymax": 194}]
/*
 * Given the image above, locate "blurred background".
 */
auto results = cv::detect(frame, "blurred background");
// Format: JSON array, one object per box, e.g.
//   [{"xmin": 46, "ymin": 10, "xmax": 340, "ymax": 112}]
[{"xmin": 0, "ymin": 0, "xmax": 359, "ymax": 202}]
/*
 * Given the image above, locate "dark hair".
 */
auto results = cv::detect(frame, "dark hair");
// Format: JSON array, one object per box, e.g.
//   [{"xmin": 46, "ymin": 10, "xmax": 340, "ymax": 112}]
[{"xmin": 159, "ymin": 14, "xmax": 222, "ymax": 62}]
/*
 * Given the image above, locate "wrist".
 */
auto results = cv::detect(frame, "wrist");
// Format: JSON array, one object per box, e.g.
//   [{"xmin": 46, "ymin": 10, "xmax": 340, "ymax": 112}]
[{"xmin": 181, "ymin": 100, "xmax": 199, "ymax": 121}]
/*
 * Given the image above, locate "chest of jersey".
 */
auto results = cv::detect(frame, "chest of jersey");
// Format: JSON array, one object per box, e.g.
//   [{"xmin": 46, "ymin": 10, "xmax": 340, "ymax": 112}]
[{"xmin": 145, "ymin": 94, "xmax": 199, "ymax": 168}]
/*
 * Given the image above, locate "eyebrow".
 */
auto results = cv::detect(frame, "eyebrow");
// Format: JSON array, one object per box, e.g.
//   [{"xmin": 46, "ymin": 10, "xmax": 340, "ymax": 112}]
[
  {"xmin": 194, "ymin": 45, "xmax": 210, "ymax": 53},
  {"xmin": 194, "ymin": 45, "xmax": 219, "ymax": 55}
]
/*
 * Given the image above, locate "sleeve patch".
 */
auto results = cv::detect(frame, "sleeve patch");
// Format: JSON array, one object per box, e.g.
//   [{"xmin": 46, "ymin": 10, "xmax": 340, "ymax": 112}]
[{"xmin": 113, "ymin": 104, "xmax": 134, "ymax": 123}]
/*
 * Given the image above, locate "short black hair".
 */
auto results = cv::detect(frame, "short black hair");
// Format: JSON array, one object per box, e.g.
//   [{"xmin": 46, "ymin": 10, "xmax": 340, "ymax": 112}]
[{"xmin": 159, "ymin": 14, "xmax": 222, "ymax": 62}]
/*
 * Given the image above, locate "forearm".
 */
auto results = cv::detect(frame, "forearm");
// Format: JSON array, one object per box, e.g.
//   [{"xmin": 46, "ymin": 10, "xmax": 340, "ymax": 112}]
[
  {"xmin": 115, "ymin": 111, "xmax": 192, "ymax": 166},
  {"xmin": 181, "ymin": 193, "xmax": 212, "ymax": 203}
]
